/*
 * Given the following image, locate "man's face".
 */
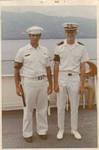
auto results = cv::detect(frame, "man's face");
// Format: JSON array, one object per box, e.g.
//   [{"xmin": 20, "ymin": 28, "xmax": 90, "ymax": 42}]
[
  {"xmin": 65, "ymin": 30, "xmax": 77, "ymax": 41},
  {"xmin": 29, "ymin": 34, "xmax": 41, "ymax": 44}
]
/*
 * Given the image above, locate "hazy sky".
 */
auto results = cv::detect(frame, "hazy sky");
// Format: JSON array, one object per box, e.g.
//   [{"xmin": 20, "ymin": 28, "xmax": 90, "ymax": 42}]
[{"xmin": 2, "ymin": 6, "xmax": 96, "ymax": 19}]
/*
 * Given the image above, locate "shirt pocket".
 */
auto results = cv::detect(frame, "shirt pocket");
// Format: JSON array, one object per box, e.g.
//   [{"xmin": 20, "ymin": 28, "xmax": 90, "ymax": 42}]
[
  {"xmin": 72, "ymin": 53, "xmax": 81, "ymax": 62},
  {"xmin": 24, "ymin": 53, "xmax": 33, "ymax": 63},
  {"xmin": 59, "ymin": 48, "xmax": 68, "ymax": 59},
  {"xmin": 39, "ymin": 52, "xmax": 49, "ymax": 66}
]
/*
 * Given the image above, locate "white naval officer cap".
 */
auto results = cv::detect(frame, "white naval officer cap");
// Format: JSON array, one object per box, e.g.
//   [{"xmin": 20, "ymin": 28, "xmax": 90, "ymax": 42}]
[
  {"xmin": 26, "ymin": 26, "xmax": 44, "ymax": 35},
  {"xmin": 63, "ymin": 23, "xmax": 79, "ymax": 31}
]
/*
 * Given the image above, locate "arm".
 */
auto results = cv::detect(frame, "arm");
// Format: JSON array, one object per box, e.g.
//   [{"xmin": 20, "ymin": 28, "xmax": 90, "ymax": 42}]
[
  {"xmin": 14, "ymin": 62, "xmax": 23, "ymax": 96},
  {"xmin": 53, "ymin": 55, "xmax": 60, "ymax": 92},
  {"xmin": 46, "ymin": 66, "xmax": 52, "ymax": 95}
]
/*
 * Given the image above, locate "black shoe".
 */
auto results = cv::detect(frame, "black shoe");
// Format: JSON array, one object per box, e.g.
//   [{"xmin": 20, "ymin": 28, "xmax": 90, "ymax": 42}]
[
  {"xmin": 24, "ymin": 136, "xmax": 33, "ymax": 143},
  {"xmin": 38, "ymin": 134, "xmax": 47, "ymax": 140}
]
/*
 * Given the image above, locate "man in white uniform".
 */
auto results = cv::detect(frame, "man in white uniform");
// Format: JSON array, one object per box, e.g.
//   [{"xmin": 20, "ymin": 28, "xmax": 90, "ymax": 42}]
[
  {"xmin": 54, "ymin": 23, "xmax": 89, "ymax": 140},
  {"xmin": 14, "ymin": 26, "xmax": 52, "ymax": 143}
]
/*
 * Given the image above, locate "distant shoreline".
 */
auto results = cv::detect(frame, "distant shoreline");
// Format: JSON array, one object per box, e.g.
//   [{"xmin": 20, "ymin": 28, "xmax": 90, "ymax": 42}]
[{"xmin": 2, "ymin": 37, "xmax": 97, "ymax": 41}]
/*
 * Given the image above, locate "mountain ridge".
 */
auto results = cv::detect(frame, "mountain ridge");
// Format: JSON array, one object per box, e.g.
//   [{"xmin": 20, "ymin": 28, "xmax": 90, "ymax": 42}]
[{"xmin": 2, "ymin": 11, "xmax": 96, "ymax": 40}]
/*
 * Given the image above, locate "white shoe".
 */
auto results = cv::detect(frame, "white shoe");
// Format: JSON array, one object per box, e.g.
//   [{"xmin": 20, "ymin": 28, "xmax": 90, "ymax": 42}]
[
  {"xmin": 57, "ymin": 130, "xmax": 64, "ymax": 140},
  {"xmin": 71, "ymin": 130, "xmax": 82, "ymax": 140}
]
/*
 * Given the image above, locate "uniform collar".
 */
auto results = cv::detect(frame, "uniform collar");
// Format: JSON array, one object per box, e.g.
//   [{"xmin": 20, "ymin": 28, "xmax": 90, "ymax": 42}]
[
  {"xmin": 27, "ymin": 43, "xmax": 40, "ymax": 50},
  {"xmin": 64, "ymin": 39, "xmax": 78, "ymax": 46}
]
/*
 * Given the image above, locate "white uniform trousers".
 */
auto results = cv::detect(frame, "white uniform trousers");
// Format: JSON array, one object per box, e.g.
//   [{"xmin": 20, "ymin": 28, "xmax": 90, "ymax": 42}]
[
  {"xmin": 22, "ymin": 77, "xmax": 48, "ymax": 138},
  {"xmin": 57, "ymin": 74, "xmax": 80, "ymax": 131}
]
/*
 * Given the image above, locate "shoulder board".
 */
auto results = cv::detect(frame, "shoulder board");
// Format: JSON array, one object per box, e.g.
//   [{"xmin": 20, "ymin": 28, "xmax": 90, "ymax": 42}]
[
  {"xmin": 77, "ymin": 41, "xmax": 85, "ymax": 46},
  {"xmin": 57, "ymin": 41, "xmax": 64, "ymax": 46}
]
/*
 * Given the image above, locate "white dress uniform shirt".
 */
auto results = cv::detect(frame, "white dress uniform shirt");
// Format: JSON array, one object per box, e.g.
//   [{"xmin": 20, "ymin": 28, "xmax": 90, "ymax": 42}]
[
  {"xmin": 54, "ymin": 40, "xmax": 89, "ymax": 73},
  {"xmin": 15, "ymin": 43, "xmax": 50, "ymax": 77}
]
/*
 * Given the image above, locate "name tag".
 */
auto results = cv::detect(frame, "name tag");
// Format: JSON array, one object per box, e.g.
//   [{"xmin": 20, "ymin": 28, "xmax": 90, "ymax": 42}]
[{"xmin": 24, "ymin": 54, "xmax": 31, "ymax": 57}]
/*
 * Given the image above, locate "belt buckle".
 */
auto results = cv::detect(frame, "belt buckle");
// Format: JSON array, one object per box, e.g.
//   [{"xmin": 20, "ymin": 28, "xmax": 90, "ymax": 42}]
[
  {"xmin": 38, "ymin": 76, "xmax": 42, "ymax": 80},
  {"xmin": 68, "ymin": 73, "xmax": 72, "ymax": 76}
]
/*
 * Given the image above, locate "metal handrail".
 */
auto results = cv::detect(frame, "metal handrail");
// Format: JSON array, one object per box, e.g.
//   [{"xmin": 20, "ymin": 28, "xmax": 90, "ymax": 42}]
[{"xmin": 2, "ymin": 58, "xmax": 97, "ymax": 61}]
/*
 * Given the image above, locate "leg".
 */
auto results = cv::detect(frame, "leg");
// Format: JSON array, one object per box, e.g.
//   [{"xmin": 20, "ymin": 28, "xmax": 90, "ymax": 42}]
[
  {"xmin": 68, "ymin": 78, "xmax": 82, "ymax": 140},
  {"xmin": 22, "ymin": 81, "xmax": 38, "ymax": 138},
  {"xmin": 23, "ymin": 107, "xmax": 33, "ymax": 138},
  {"xmin": 57, "ymin": 86, "xmax": 67, "ymax": 131},
  {"xmin": 68, "ymin": 79, "xmax": 80, "ymax": 131},
  {"xmin": 36, "ymin": 82, "xmax": 48, "ymax": 135}
]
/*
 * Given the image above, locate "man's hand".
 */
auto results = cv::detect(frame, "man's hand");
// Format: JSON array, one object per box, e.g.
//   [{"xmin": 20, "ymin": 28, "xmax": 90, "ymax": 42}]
[
  {"xmin": 47, "ymin": 84, "xmax": 52, "ymax": 95},
  {"xmin": 16, "ymin": 84, "xmax": 23, "ymax": 96},
  {"xmin": 54, "ymin": 83, "xmax": 59, "ymax": 93}
]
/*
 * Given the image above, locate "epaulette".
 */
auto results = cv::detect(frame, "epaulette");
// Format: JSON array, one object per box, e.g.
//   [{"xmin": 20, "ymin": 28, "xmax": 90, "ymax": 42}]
[
  {"xmin": 57, "ymin": 41, "xmax": 64, "ymax": 46},
  {"xmin": 77, "ymin": 41, "xmax": 85, "ymax": 46}
]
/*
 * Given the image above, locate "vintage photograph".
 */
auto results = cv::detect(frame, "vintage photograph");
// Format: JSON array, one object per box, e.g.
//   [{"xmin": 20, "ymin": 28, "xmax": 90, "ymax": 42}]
[{"xmin": 1, "ymin": 4, "xmax": 97, "ymax": 148}]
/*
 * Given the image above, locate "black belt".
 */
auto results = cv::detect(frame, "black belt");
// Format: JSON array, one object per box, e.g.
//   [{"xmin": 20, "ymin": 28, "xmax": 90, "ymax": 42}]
[
  {"xmin": 26, "ymin": 75, "xmax": 45, "ymax": 80},
  {"xmin": 38, "ymin": 76, "xmax": 44, "ymax": 80},
  {"xmin": 68, "ymin": 73, "xmax": 72, "ymax": 76}
]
